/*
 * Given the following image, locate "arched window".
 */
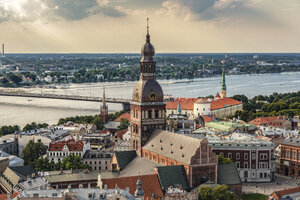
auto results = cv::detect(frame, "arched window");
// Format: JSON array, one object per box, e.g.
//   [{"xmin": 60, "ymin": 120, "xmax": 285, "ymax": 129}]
[
  {"xmin": 155, "ymin": 110, "xmax": 159, "ymax": 118},
  {"xmin": 148, "ymin": 110, "xmax": 152, "ymax": 119},
  {"xmin": 136, "ymin": 125, "xmax": 139, "ymax": 134},
  {"xmin": 136, "ymin": 140, "xmax": 138, "ymax": 150},
  {"xmin": 133, "ymin": 140, "xmax": 135, "ymax": 149}
]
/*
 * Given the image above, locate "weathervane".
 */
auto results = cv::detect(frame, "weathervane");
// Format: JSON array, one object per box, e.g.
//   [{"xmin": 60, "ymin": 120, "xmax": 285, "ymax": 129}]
[{"xmin": 147, "ymin": 18, "xmax": 149, "ymax": 35}]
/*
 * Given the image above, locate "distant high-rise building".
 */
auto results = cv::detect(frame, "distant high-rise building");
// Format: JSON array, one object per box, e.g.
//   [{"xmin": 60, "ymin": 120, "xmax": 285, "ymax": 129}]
[
  {"xmin": 100, "ymin": 88, "xmax": 109, "ymax": 123},
  {"xmin": 1, "ymin": 43, "xmax": 4, "ymax": 57},
  {"xmin": 220, "ymin": 67, "xmax": 227, "ymax": 99}
]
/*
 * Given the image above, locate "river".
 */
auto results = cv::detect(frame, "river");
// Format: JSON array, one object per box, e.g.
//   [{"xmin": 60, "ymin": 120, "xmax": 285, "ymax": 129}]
[{"xmin": 0, "ymin": 72, "xmax": 299, "ymax": 127}]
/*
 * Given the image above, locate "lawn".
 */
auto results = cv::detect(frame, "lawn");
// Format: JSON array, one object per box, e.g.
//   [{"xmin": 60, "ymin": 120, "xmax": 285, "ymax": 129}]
[{"xmin": 242, "ymin": 193, "xmax": 268, "ymax": 200}]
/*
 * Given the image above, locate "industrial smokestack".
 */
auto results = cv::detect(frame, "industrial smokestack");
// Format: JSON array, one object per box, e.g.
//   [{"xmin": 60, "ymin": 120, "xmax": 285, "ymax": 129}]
[{"xmin": 2, "ymin": 44, "xmax": 4, "ymax": 56}]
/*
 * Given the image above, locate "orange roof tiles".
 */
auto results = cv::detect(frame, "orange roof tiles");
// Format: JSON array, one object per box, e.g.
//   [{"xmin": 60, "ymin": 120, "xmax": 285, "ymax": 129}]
[
  {"xmin": 215, "ymin": 92, "xmax": 220, "ymax": 98},
  {"xmin": 116, "ymin": 129, "xmax": 128, "ymax": 140},
  {"xmin": 249, "ymin": 116, "xmax": 278, "ymax": 126},
  {"xmin": 100, "ymin": 129, "xmax": 111, "ymax": 134},
  {"xmin": 114, "ymin": 113, "xmax": 131, "ymax": 122},
  {"xmin": 48, "ymin": 139, "xmax": 83, "ymax": 151},
  {"xmin": 210, "ymin": 97, "xmax": 242, "ymax": 111},
  {"xmin": 0, "ymin": 192, "xmax": 20, "ymax": 200},
  {"xmin": 271, "ymin": 186, "xmax": 300, "ymax": 199},
  {"xmin": 166, "ymin": 98, "xmax": 200, "ymax": 110},
  {"xmin": 203, "ymin": 116, "xmax": 213, "ymax": 123},
  {"xmin": 102, "ymin": 174, "xmax": 164, "ymax": 199}
]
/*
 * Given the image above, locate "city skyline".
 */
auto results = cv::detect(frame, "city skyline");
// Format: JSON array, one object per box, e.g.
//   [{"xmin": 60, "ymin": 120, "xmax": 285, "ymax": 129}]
[{"xmin": 0, "ymin": 0, "xmax": 299, "ymax": 53}]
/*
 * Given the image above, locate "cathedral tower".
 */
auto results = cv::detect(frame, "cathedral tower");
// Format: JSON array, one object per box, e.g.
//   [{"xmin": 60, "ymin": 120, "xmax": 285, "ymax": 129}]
[
  {"xmin": 130, "ymin": 19, "xmax": 166, "ymax": 156},
  {"xmin": 100, "ymin": 88, "xmax": 109, "ymax": 123},
  {"xmin": 220, "ymin": 67, "xmax": 227, "ymax": 99}
]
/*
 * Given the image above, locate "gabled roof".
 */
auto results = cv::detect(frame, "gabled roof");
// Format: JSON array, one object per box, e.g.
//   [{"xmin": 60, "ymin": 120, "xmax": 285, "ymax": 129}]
[
  {"xmin": 116, "ymin": 129, "xmax": 128, "ymax": 140},
  {"xmin": 249, "ymin": 116, "xmax": 278, "ymax": 126},
  {"xmin": 217, "ymin": 164, "xmax": 241, "ymax": 185},
  {"xmin": 166, "ymin": 98, "xmax": 199, "ymax": 110},
  {"xmin": 0, "ymin": 192, "xmax": 20, "ymax": 200},
  {"xmin": 114, "ymin": 113, "xmax": 131, "ymax": 122},
  {"xmin": 102, "ymin": 174, "xmax": 164, "ymax": 199},
  {"xmin": 115, "ymin": 151, "xmax": 137, "ymax": 170},
  {"xmin": 215, "ymin": 92, "xmax": 220, "ymax": 98},
  {"xmin": 210, "ymin": 97, "xmax": 242, "ymax": 111},
  {"xmin": 48, "ymin": 139, "xmax": 83, "ymax": 152},
  {"xmin": 271, "ymin": 186, "xmax": 300, "ymax": 199},
  {"xmin": 156, "ymin": 165, "xmax": 190, "ymax": 191},
  {"xmin": 10, "ymin": 165, "xmax": 36, "ymax": 179},
  {"xmin": 142, "ymin": 129, "xmax": 204, "ymax": 165},
  {"xmin": 203, "ymin": 116, "xmax": 213, "ymax": 123}
]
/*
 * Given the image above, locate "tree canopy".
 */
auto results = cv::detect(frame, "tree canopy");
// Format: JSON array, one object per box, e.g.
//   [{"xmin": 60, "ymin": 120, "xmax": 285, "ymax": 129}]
[
  {"xmin": 32, "ymin": 154, "xmax": 90, "ymax": 171},
  {"xmin": 22, "ymin": 140, "xmax": 47, "ymax": 165},
  {"xmin": 118, "ymin": 118, "xmax": 130, "ymax": 130},
  {"xmin": 199, "ymin": 185, "xmax": 238, "ymax": 200}
]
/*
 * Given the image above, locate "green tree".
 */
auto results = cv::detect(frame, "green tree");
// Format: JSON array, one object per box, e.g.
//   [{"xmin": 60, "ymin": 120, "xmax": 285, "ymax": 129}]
[
  {"xmin": 22, "ymin": 140, "xmax": 47, "ymax": 165},
  {"xmin": 118, "ymin": 118, "xmax": 130, "ymax": 130},
  {"xmin": 199, "ymin": 186, "xmax": 214, "ymax": 200},
  {"xmin": 61, "ymin": 154, "xmax": 90, "ymax": 170},
  {"xmin": 212, "ymin": 185, "xmax": 238, "ymax": 200},
  {"xmin": 217, "ymin": 155, "xmax": 233, "ymax": 164},
  {"xmin": 232, "ymin": 94, "xmax": 248, "ymax": 103},
  {"xmin": 199, "ymin": 185, "xmax": 238, "ymax": 200},
  {"xmin": 91, "ymin": 116, "xmax": 104, "ymax": 130}
]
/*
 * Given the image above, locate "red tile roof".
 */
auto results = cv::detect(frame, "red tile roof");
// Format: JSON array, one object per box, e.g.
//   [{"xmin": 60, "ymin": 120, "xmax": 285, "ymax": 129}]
[
  {"xmin": 215, "ymin": 92, "xmax": 220, "ymax": 98},
  {"xmin": 249, "ymin": 116, "xmax": 278, "ymax": 126},
  {"xmin": 116, "ymin": 129, "xmax": 128, "ymax": 140},
  {"xmin": 114, "ymin": 113, "xmax": 131, "ymax": 122},
  {"xmin": 210, "ymin": 97, "xmax": 242, "ymax": 111},
  {"xmin": 48, "ymin": 139, "xmax": 83, "ymax": 151},
  {"xmin": 166, "ymin": 98, "xmax": 200, "ymax": 110},
  {"xmin": 100, "ymin": 129, "xmax": 111, "ymax": 134},
  {"xmin": 271, "ymin": 186, "xmax": 300, "ymax": 199},
  {"xmin": 0, "ymin": 192, "xmax": 20, "ymax": 200},
  {"xmin": 102, "ymin": 174, "xmax": 164, "ymax": 199},
  {"xmin": 203, "ymin": 116, "xmax": 213, "ymax": 123}
]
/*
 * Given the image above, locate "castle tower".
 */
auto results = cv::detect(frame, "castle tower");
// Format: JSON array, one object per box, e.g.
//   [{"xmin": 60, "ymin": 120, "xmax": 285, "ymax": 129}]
[
  {"xmin": 100, "ymin": 88, "xmax": 109, "ymax": 123},
  {"xmin": 220, "ymin": 67, "xmax": 227, "ymax": 99},
  {"xmin": 130, "ymin": 19, "xmax": 166, "ymax": 156}
]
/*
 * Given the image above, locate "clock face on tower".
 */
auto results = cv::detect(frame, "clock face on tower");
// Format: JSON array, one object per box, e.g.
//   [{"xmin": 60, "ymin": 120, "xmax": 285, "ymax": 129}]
[{"xmin": 149, "ymin": 92, "xmax": 157, "ymax": 101}]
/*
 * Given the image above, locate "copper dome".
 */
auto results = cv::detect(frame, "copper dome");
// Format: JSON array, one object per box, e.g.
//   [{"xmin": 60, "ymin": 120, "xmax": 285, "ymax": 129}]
[
  {"xmin": 132, "ymin": 79, "xmax": 163, "ymax": 102},
  {"xmin": 140, "ymin": 34, "xmax": 155, "ymax": 62}
]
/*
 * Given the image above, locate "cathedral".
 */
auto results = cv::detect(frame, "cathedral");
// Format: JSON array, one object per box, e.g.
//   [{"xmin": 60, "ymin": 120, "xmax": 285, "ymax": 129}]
[{"xmin": 127, "ymin": 21, "xmax": 218, "ymax": 187}]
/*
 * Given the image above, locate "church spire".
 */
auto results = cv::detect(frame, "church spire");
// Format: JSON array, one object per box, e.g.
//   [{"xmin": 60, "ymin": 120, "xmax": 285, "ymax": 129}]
[
  {"xmin": 141, "ymin": 18, "xmax": 155, "ymax": 63},
  {"xmin": 221, "ymin": 67, "xmax": 226, "ymax": 91},
  {"xmin": 177, "ymin": 99, "xmax": 182, "ymax": 115},
  {"xmin": 102, "ymin": 87, "xmax": 106, "ymax": 108},
  {"xmin": 220, "ymin": 67, "xmax": 227, "ymax": 98}
]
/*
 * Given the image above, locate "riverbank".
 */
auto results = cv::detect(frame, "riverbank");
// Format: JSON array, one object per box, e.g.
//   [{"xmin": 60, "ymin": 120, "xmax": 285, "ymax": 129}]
[{"xmin": 0, "ymin": 72, "xmax": 299, "ymax": 127}]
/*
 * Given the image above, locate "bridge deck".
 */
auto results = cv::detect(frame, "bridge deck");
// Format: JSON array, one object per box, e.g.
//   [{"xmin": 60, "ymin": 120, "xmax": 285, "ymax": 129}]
[{"xmin": 0, "ymin": 91, "xmax": 130, "ymax": 104}]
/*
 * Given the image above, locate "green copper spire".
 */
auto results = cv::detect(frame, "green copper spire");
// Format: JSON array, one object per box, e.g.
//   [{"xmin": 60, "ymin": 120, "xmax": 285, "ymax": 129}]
[
  {"xmin": 221, "ymin": 67, "xmax": 226, "ymax": 91},
  {"xmin": 177, "ymin": 99, "xmax": 182, "ymax": 114}
]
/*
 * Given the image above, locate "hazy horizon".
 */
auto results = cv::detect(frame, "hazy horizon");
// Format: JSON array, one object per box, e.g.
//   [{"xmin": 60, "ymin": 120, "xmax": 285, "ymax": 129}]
[{"xmin": 0, "ymin": 0, "xmax": 299, "ymax": 53}]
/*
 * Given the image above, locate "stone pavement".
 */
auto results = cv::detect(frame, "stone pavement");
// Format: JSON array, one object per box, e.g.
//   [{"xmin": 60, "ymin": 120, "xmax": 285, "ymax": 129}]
[{"xmin": 242, "ymin": 174, "xmax": 300, "ymax": 196}]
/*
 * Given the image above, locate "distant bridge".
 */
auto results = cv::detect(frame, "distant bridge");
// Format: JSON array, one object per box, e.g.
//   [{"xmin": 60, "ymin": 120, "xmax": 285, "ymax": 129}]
[{"xmin": 0, "ymin": 91, "xmax": 131, "ymax": 111}]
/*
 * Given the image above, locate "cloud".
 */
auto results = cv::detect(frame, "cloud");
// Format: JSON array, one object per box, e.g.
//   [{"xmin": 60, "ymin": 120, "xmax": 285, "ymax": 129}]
[
  {"xmin": 162, "ymin": 0, "xmax": 266, "ymax": 21},
  {"xmin": 0, "ymin": 0, "xmax": 125, "ymax": 23}
]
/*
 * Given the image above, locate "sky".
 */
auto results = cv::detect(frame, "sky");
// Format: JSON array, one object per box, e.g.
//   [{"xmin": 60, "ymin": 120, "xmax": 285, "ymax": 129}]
[{"xmin": 0, "ymin": 0, "xmax": 299, "ymax": 53}]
